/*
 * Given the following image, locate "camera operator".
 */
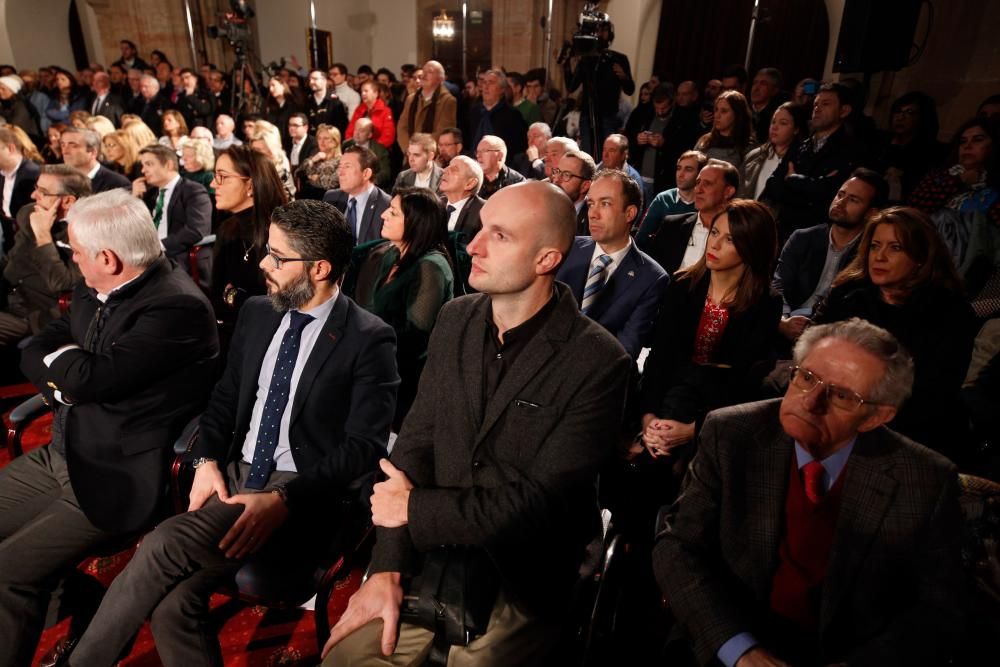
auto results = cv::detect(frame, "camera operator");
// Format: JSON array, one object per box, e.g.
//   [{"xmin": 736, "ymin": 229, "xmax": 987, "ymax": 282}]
[{"xmin": 561, "ymin": 7, "xmax": 634, "ymax": 155}]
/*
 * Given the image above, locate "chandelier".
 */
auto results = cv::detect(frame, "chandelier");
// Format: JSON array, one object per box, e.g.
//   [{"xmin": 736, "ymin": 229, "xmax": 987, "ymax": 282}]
[{"xmin": 432, "ymin": 10, "xmax": 455, "ymax": 40}]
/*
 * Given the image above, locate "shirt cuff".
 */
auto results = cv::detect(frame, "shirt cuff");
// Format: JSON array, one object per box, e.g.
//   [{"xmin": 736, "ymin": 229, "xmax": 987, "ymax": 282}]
[
  {"xmin": 718, "ymin": 632, "xmax": 758, "ymax": 667},
  {"xmin": 43, "ymin": 344, "xmax": 81, "ymax": 367}
]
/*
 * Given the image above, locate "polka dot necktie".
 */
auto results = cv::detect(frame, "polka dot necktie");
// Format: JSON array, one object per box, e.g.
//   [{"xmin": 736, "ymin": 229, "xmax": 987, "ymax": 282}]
[
  {"xmin": 802, "ymin": 460, "xmax": 825, "ymax": 505},
  {"xmin": 245, "ymin": 310, "xmax": 315, "ymax": 490}
]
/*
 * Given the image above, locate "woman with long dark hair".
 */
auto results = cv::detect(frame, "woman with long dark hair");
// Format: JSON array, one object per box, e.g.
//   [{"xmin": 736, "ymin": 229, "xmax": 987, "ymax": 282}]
[
  {"xmin": 349, "ymin": 186, "xmax": 454, "ymax": 428},
  {"xmin": 264, "ymin": 76, "xmax": 300, "ymax": 145},
  {"xmin": 695, "ymin": 89, "xmax": 755, "ymax": 168},
  {"xmin": 814, "ymin": 206, "xmax": 978, "ymax": 463},
  {"xmin": 740, "ymin": 102, "xmax": 808, "ymax": 199},
  {"xmin": 877, "ymin": 91, "xmax": 947, "ymax": 202},
  {"xmin": 44, "ymin": 68, "xmax": 86, "ymax": 126},
  {"xmin": 210, "ymin": 144, "xmax": 289, "ymax": 343}
]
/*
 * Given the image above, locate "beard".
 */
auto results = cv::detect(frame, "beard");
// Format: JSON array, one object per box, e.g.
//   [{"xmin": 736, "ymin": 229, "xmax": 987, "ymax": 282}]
[{"xmin": 267, "ymin": 270, "xmax": 315, "ymax": 312}]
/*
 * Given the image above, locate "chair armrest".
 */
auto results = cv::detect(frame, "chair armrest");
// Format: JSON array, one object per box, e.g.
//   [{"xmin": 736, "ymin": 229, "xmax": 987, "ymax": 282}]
[
  {"xmin": 5, "ymin": 393, "xmax": 50, "ymax": 459},
  {"xmin": 169, "ymin": 416, "xmax": 201, "ymax": 514}
]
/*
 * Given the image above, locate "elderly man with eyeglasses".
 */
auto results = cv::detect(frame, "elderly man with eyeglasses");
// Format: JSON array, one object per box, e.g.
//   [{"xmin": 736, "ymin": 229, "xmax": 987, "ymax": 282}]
[
  {"xmin": 653, "ymin": 317, "xmax": 965, "ymax": 667},
  {"xmin": 475, "ymin": 134, "xmax": 524, "ymax": 200}
]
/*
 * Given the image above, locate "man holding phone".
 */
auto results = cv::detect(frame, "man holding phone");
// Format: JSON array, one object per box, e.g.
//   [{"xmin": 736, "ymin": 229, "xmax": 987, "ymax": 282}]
[
  {"xmin": 627, "ymin": 84, "xmax": 699, "ymax": 205},
  {"xmin": 0, "ymin": 165, "xmax": 91, "ymax": 346}
]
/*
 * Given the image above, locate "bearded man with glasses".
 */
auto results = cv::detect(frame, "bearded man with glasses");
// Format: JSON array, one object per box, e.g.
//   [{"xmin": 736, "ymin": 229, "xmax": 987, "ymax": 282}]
[{"xmin": 653, "ymin": 317, "xmax": 965, "ymax": 667}]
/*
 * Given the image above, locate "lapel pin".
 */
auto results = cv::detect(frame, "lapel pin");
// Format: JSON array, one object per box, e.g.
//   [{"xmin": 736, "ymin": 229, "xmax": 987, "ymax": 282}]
[{"xmin": 628, "ymin": 270, "xmax": 635, "ymax": 277}]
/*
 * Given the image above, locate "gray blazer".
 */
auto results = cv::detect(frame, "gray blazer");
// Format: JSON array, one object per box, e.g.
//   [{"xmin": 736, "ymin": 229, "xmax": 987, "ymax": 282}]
[
  {"xmin": 392, "ymin": 163, "xmax": 444, "ymax": 193},
  {"xmin": 369, "ymin": 282, "xmax": 631, "ymax": 617},
  {"xmin": 654, "ymin": 399, "xmax": 965, "ymax": 666}
]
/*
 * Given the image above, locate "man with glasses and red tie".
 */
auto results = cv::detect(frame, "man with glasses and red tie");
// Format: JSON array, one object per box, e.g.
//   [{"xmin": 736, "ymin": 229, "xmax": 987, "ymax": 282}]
[
  {"xmin": 653, "ymin": 318, "xmax": 964, "ymax": 667},
  {"xmin": 67, "ymin": 199, "xmax": 399, "ymax": 666}
]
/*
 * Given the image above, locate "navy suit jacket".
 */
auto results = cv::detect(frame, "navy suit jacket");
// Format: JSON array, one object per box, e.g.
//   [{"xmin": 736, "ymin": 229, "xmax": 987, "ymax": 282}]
[
  {"xmin": 323, "ymin": 186, "xmax": 391, "ymax": 245},
  {"xmin": 557, "ymin": 236, "xmax": 669, "ymax": 359},
  {"xmin": 772, "ymin": 223, "xmax": 858, "ymax": 313}
]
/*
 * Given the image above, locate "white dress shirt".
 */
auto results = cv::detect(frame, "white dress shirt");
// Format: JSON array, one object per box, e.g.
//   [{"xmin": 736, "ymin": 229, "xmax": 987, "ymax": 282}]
[
  {"xmin": 680, "ymin": 213, "xmax": 712, "ymax": 270},
  {"xmin": 445, "ymin": 195, "xmax": 471, "ymax": 231},
  {"xmin": 1, "ymin": 156, "xmax": 22, "ymax": 217}
]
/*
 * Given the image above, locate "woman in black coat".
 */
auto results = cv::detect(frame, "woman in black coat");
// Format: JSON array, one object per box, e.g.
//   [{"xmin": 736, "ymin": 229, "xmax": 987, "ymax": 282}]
[{"xmin": 813, "ymin": 206, "xmax": 978, "ymax": 465}]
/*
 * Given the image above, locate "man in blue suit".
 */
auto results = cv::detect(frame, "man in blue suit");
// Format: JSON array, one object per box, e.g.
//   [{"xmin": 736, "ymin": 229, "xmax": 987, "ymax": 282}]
[{"xmin": 557, "ymin": 169, "xmax": 669, "ymax": 359}]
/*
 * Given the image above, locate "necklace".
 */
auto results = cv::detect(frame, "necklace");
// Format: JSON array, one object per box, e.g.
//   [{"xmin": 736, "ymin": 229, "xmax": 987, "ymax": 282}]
[{"xmin": 242, "ymin": 241, "xmax": 253, "ymax": 262}]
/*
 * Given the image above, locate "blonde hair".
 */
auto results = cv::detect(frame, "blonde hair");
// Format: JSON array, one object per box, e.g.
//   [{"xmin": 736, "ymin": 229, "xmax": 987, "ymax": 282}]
[
  {"xmin": 180, "ymin": 136, "xmax": 216, "ymax": 172},
  {"xmin": 121, "ymin": 120, "xmax": 158, "ymax": 151},
  {"xmin": 87, "ymin": 115, "xmax": 116, "ymax": 138},
  {"xmin": 103, "ymin": 130, "xmax": 139, "ymax": 173},
  {"xmin": 249, "ymin": 120, "xmax": 290, "ymax": 173},
  {"xmin": 6, "ymin": 126, "xmax": 43, "ymax": 163},
  {"xmin": 315, "ymin": 124, "xmax": 342, "ymax": 158}
]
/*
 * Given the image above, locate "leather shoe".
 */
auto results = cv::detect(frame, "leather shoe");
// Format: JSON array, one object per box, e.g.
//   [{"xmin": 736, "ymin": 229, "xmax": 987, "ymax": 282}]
[{"xmin": 39, "ymin": 635, "xmax": 77, "ymax": 667}]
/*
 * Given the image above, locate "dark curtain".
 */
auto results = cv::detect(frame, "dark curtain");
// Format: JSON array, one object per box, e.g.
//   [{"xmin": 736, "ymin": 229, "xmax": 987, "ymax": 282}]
[{"xmin": 652, "ymin": 0, "xmax": 829, "ymax": 96}]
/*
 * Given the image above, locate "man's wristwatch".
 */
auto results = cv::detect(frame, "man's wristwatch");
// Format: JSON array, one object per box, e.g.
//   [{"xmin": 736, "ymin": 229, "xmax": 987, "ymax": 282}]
[{"xmin": 191, "ymin": 457, "xmax": 216, "ymax": 469}]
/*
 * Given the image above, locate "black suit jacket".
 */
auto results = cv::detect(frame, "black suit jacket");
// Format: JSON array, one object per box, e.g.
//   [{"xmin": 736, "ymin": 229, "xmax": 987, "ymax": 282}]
[
  {"xmin": 286, "ymin": 135, "xmax": 318, "ymax": 169},
  {"xmin": 641, "ymin": 211, "xmax": 699, "ymax": 275},
  {"xmin": 304, "ymin": 94, "xmax": 349, "ymax": 136},
  {"xmin": 137, "ymin": 93, "xmax": 170, "ymax": 136},
  {"xmin": 465, "ymin": 99, "xmax": 528, "ymax": 157},
  {"xmin": 21, "ymin": 258, "xmax": 219, "ymax": 532},
  {"xmin": 368, "ymin": 283, "xmax": 632, "ymax": 617},
  {"xmin": 772, "ymin": 223, "xmax": 858, "ymax": 312},
  {"xmin": 654, "ymin": 399, "xmax": 964, "ymax": 666},
  {"xmin": 323, "ymin": 186, "xmax": 392, "ymax": 245},
  {"xmin": 143, "ymin": 177, "xmax": 212, "ymax": 271},
  {"xmin": 0, "ymin": 158, "xmax": 40, "ymax": 249},
  {"xmin": 445, "ymin": 195, "xmax": 485, "ymax": 296},
  {"xmin": 176, "ymin": 88, "xmax": 216, "ymax": 130},
  {"xmin": 191, "ymin": 295, "xmax": 399, "ymax": 509},
  {"xmin": 626, "ymin": 106, "xmax": 700, "ymax": 192},
  {"xmin": 89, "ymin": 92, "xmax": 125, "ymax": 127},
  {"xmin": 90, "ymin": 164, "xmax": 131, "ymax": 193}
]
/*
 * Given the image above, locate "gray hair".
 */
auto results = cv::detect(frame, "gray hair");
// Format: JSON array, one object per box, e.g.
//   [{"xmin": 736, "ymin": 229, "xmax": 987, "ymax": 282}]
[
  {"xmin": 483, "ymin": 69, "xmax": 507, "ymax": 89},
  {"xmin": 67, "ymin": 189, "xmax": 162, "ymax": 268},
  {"xmin": 529, "ymin": 122, "xmax": 552, "ymax": 139},
  {"xmin": 62, "ymin": 127, "xmax": 101, "ymax": 154},
  {"xmin": 481, "ymin": 134, "xmax": 508, "ymax": 163},
  {"xmin": 140, "ymin": 74, "xmax": 160, "ymax": 90},
  {"xmin": 39, "ymin": 164, "xmax": 92, "ymax": 198},
  {"xmin": 545, "ymin": 136, "xmax": 579, "ymax": 154},
  {"xmin": 451, "ymin": 155, "xmax": 483, "ymax": 195},
  {"xmin": 793, "ymin": 318, "xmax": 915, "ymax": 409}
]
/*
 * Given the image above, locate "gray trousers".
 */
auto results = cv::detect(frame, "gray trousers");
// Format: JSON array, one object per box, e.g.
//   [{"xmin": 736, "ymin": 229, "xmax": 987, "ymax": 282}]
[
  {"xmin": 69, "ymin": 461, "xmax": 302, "ymax": 667},
  {"xmin": 0, "ymin": 446, "xmax": 120, "ymax": 667}
]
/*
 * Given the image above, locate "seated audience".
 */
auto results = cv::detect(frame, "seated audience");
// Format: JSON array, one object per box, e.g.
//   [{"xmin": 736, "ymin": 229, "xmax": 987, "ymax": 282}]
[
  {"xmin": 0, "ymin": 165, "xmax": 89, "ymax": 344},
  {"xmin": 264, "ymin": 75, "xmax": 301, "ymax": 146},
  {"xmin": 249, "ymin": 119, "xmax": 296, "ymax": 200},
  {"xmin": 774, "ymin": 168, "xmax": 887, "ymax": 342},
  {"xmin": 100, "ymin": 130, "xmax": 140, "ymax": 181},
  {"xmin": 296, "ymin": 123, "xmax": 342, "ymax": 200},
  {"xmin": 640, "ymin": 158, "xmax": 738, "ymax": 274},
  {"xmin": 435, "ymin": 126, "xmax": 463, "ymax": 168},
  {"xmin": 876, "ymin": 92, "xmax": 948, "ymax": 203},
  {"xmin": 0, "ymin": 74, "xmax": 41, "ymax": 139},
  {"xmin": 285, "ymin": 112, "xmax": 317, "ymax": 172},
  {"xmin": 60, "ymin": 127, "xmax": 130, "ymax": 193},
  {"xmin": 438, "ymin": 155, "xmax": 485, "ymax": 295},
  {"xmin": 749, "ymin": 67, "xmax": 785, "ymax": 145},
  {"xmin": 210, "ymin": 145, "xmax": 289, "ymax": 342},
  {"xmin": 67, "ymin": 199, "xmax": 398, "ymax": 667},
  {"xmin": 179, "ymin": 136, "xmax": 215, "ymax": 192},
  {"xmin": 540, "ymin": 135, "xmax": 579, "ymax": 181},
  {"xmin": 45, "ymin": 67, "xmax": 87, "ymax": 126},
  {"xmin": 87, "ymin": 71, "xmax": 124, "ymax": 127},
  {"xmin": 476, "ymin": 134, "xmax": 525, "ymax": 199},
  {"xmin": 213, "ymin": 114, "xmax": 242, "ymax": 151},
  {"xmin": 42, "ymin": 123, "xmax": 66, "ymax": 164},
  {"xmin": 0, "ymin": 126, "xmax": 41, "ymax": 247},
  {"xmin": 343, "ymin": 117, "xmax": 392, "ymax": 190},
  {"xmin": 346, "ymin": 80, "xmax": 396, "ymax": 151},
  {"xmin": 157, "ymin": 109, "xmax": 188, "ymax": 152},
  {"xmin": 813, "ymin": 207, "xmax": 978, "ymax": 463},
  {"xmin": 636, "ymin": 150, "xmax": 707, "ymax": 245},
  {"xmin": 396, "ymin": 60, "xmax": 456, "ymax": 150},
  {"xmin": 762, "ymin": 82, "xmax": 867, "ymax": 242},
  {"xmin": 654, "ymin": 318, "xmax": 963, "ymax": 667},
  {"xmin": 598, "ymin": 134, "xmax": 644, "ymax": 204},
  {"xmin": 2, "ymin": 189, "xmax": 218, "ymax": 666},
  {"xmin": 465, "ymin": 69, "xmax": 528, "ymax": 159},
  {"xmin": 557, "ymin": 169, "xmax": 669, "ymax": 359},
  {"xmin": 323, "ymin": 181, "xmax": 631, "ymax": 665},
  {"xmin": 740, "ymin": 101, "xmax": 808, "ymax": 199},
  {"xmin": 695, "ymin": 89, "xmax": 755, "ymax": 168},
  {"xmin": 136, "ymin": 75, "xmax": 169, "ymax": 136},
  {"xmin": 509, "ymin": 121, "xmax": 551, "ymax": 179},
  {"xmin": 323, "ymin": 145, "xmax": 392, "ymax": 244},
  {"xmin": 393, "ymin": 132, "xmax": 443, "ymax": 192},
  {"xmin": 350, "ymin": 187, "xmax": 453, "ymax": 427}
]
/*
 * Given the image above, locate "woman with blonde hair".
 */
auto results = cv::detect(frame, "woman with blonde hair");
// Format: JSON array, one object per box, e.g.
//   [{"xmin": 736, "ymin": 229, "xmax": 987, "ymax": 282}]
[
  {"xmin": 86, "ymin": 115, "xmax": 116, "ymax": 139},
  {"xmin": 158, "ymin": 109, "xmax": 189, "ymax": 151},
  {"xmin": 102, "ymin": 130, "xmax": 142, "ymax": 180},
  {"xmin": 248, "ymin": 119, "xmax": 296, "ymax": 199},
  {"xmin": 121, "ymin": 119, "xmax": 158, "ymax": 150},
  {"xmin": 295, "ymin": 123, "xmax": 342, "ymax": 199},
  {"xmin": 7, "ymin": 125, "xmax": 44, "ymax": 163},
  {"xmin": 68, "ymin": 110, "xmax": 91, "ymax": 129}
]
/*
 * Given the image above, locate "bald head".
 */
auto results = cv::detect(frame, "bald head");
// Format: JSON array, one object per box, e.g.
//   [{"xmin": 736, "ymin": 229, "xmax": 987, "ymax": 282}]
[
  {"xmin": 354, "ymin": 117, "xmax": 374, "ymax": 143},
  {"xmin": 497, "ymin": 180, "xmax": 575, "ymax": 255},
  {"xmin": 422, "ymin": 60, "xmax": 445, "ymax": 92}
]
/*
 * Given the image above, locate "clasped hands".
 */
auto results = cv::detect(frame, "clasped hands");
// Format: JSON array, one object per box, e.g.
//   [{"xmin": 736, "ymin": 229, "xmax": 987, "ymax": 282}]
[{"xmin": 641, "ymin": 413, "xmax": 695, "ymax": 459}]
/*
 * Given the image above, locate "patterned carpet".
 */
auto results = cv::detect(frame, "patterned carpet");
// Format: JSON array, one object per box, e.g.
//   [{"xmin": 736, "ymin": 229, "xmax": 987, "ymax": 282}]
[{"xmin": 1, "ymin": 388, "xmax": 361, "ymax": 666}]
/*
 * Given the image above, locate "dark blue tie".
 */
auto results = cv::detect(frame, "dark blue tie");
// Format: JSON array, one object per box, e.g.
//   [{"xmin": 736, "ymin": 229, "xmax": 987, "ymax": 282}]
[
  {"xmin": 347, "ymin": 197, "xmax": 359, "ymax": 240},
  {"xmin": 245, "ymin": 310, "xmax": 315, "ymax": 490}
]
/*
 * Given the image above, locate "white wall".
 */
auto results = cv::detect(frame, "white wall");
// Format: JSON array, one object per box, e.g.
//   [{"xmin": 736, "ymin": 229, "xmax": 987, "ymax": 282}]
[
  {"xmin": 253, "ymin": 0, "xmax": 417, "ymax": 73},
  {"xmin": 3, "ymin": 0, "xmax": 77, "ymax": 70},
  {"xmin": 606, "ymin": 0, "xmax": 661, "ymax": 98}
]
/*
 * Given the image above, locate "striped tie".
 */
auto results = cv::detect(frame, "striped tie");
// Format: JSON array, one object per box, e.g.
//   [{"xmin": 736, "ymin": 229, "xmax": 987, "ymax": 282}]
[{"xmin": 581, "ymin": 254, "xmax": 612, "ymax": 314}]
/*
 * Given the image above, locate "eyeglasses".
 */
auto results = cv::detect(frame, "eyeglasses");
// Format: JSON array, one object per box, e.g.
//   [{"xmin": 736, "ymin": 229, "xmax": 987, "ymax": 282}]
[
  {"xmin": 212, "ymin": 170, "xmax": 249, "ymax": 185},
  {"xmin": 33, "ymin": 186, "xmax": 65, "ymax": 198},
  {"xmin": 264, "ymin": 244, "xmax": 322, "ymax": 270},
  {"xmin": 790, "ymin": 366, "xmax": 880, "ymax": 411},
  {"xmin": 550, "ymin": 167, "xmax": 584, "ymax": 182}
]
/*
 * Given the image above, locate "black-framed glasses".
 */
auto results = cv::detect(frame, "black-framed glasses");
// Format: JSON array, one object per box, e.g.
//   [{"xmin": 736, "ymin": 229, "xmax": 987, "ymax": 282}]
[
  {"xmin": 212, "ymin": 170, "xmax": 249, "ymax": 185},
  {"xmin": 550, "ymin": 167, "xmax": 584, "ymax": 182},
  {"xmin": 790, "ymin": 366, "xmax": 880, "ymax": 411},
  {"xmin": 264, "ymin": 244, "xmax": 322, "ymax": 270},
  {"xmin": 33, "ymin": 185, "xmax": 66, "ymax": 199}
]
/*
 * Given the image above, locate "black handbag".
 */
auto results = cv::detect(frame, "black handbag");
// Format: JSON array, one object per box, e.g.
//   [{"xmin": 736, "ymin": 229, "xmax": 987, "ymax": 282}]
[{"xmin": 399, "ymin": 545, "xmax": 502, "ymax": 658}]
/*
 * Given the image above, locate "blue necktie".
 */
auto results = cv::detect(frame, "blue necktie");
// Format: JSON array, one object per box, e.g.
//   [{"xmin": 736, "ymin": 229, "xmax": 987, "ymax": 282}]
[
  {"xmin": 245, "ymin": 310, "xmax": 315, "ymax": 490},
  {"xmin": 581, "ymin": 254, "xmax": 612, "ymax": 314},
  {"xmin": 347, "ymin": 197, "xmax": 359, "ymax": 240}
]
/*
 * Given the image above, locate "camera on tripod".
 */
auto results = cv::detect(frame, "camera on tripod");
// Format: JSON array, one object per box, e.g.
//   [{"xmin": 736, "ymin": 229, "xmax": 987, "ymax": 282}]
[
  {"xmin": 557, "ymin": 2, "xmax": 614, "ymax": 63},
  {"xmin": 207, "ymin": 0, "xmax": 254, "ymax": 49}
]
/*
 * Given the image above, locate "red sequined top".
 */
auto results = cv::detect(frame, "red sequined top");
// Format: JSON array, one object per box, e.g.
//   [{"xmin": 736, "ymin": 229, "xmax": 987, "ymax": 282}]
[{"xmin": 692, "ymin": 296, "xmax": 730, "ymax": 364}]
